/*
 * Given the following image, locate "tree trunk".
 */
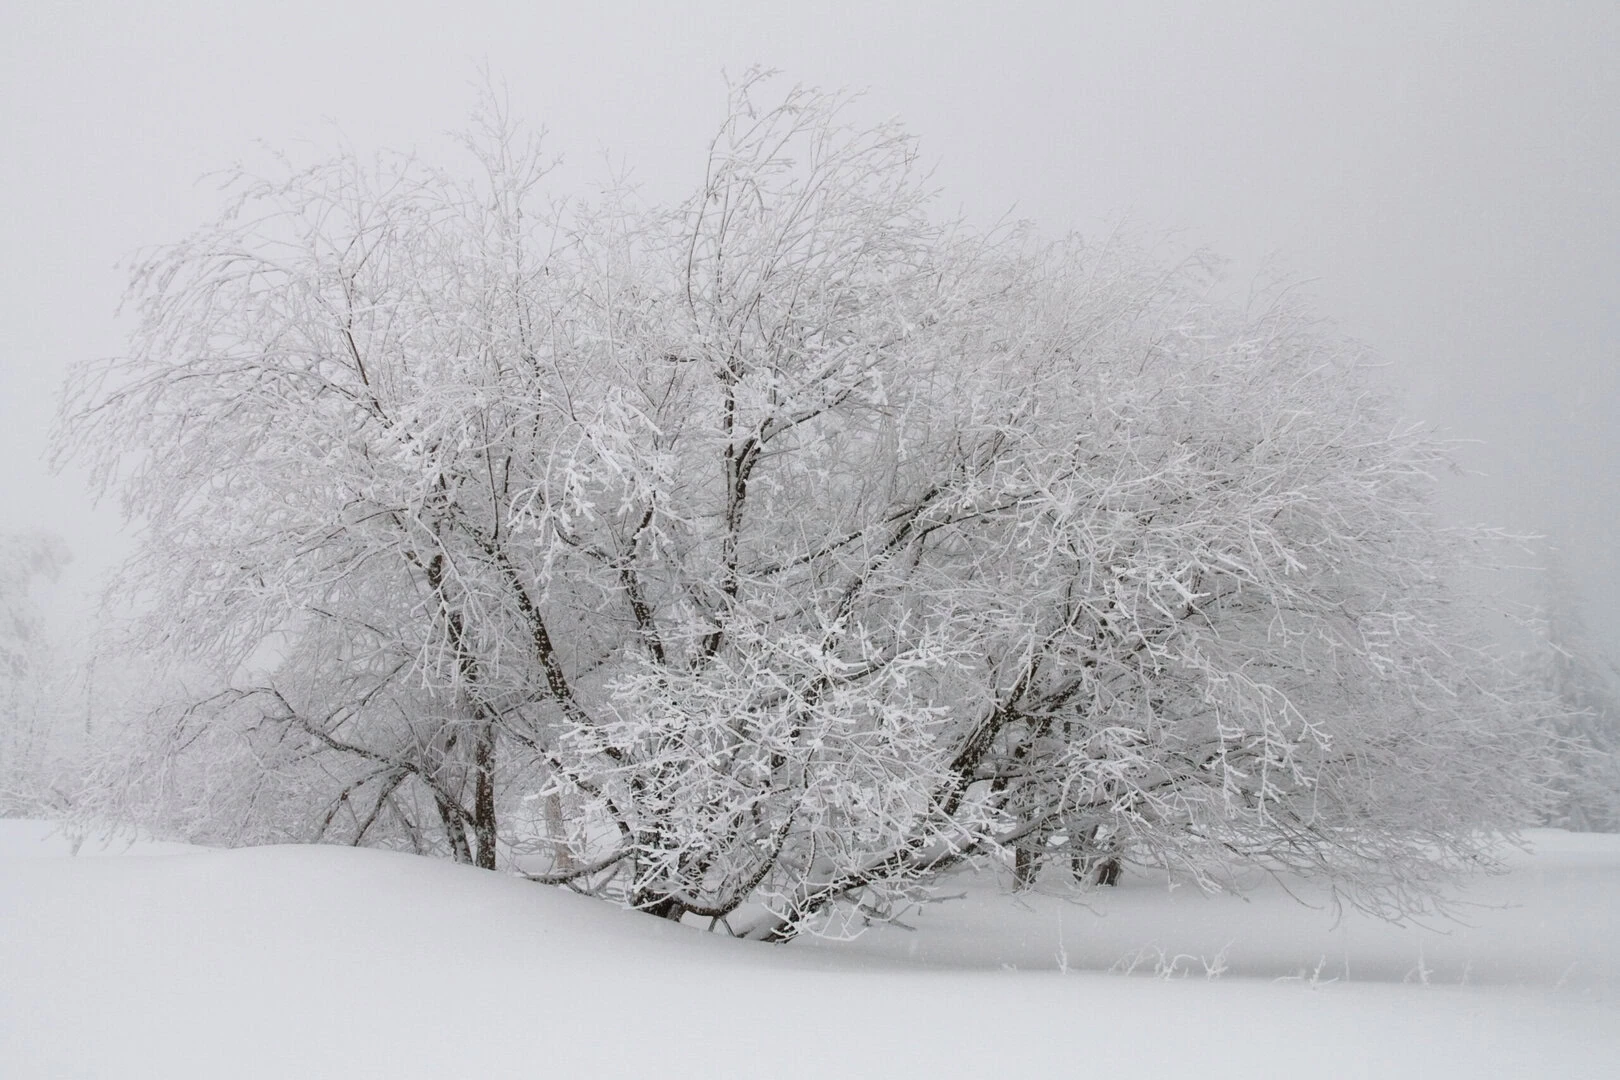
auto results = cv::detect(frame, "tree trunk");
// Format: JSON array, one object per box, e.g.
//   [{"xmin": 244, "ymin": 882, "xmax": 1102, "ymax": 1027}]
[
  {"xmin": 640, "ymin": 895, "xmax": 687, "ymax": 922},
  {"xmin": 472, "ymin": 719, "xmax": 498, "ymax": 870},
  {"xmin": 1071, "ymin": 848, "xmax": 1121, "ymax": 886},
  {"xmin": 436, "ymin": 796, "xmax": 473, "ymax": 864},
  {"xmin": 543, "ymin": 790, "xmax": 574, "ymax": 874},
  {"xmin": 1013, "ymin": 846, "xmax": 1039, "ymax": 890}
]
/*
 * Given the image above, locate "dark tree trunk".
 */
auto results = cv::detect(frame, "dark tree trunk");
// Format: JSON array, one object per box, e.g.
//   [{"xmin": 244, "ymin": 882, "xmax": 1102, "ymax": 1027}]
[
  {"xmin": 638, "ymin": 894, "xmax": 687, "ymax": 921},
  {"xmin": 1094, "ymin": 855, "xmax": 1121, "ymax": 886},
  {"xmin": 1014, "ymin": 846, "xmax": 1039, "ymax": 890},
  {"xmin": 437, "ymin": 797, "xmax": 473, "ymax": 864},
  {"xmin": 1071, "ymin": 849, "xmax": 1122, "ymax": 886},
  {"xmin": 472, "ymin": 719, "xmax": 498, "ymax": 870}
]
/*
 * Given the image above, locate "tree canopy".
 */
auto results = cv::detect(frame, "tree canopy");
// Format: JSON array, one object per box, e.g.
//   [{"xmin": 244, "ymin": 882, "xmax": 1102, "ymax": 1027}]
[{"xmin": 58, "ymin": 75, "xmax": 1557, "ymax": 937}]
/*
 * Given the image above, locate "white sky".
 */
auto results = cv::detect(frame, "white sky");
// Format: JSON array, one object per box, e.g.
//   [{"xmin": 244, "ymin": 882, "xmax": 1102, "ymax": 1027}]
[{"xmin": 3, "ymin": 1, "xmax": 1617, "ymax": 651}]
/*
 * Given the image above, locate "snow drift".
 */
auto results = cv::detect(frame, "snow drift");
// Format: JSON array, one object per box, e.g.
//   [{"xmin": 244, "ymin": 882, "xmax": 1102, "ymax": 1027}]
[{"xmin": 3, "ymin": 821, "xmax": 1617, "ymax": 1079}]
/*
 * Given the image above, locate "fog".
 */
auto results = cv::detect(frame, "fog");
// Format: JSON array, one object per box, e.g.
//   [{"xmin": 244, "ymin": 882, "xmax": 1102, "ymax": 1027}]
[{"xmin": 3, "ymin": 1, "xmax": 1616, "ymax": 651}]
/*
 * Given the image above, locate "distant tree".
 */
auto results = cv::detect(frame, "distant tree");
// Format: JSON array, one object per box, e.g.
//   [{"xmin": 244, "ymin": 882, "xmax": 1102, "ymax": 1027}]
[
  {"xmin": 58, "ymin": 73, "xmax": 1556, "ymax": 936},
  {"xmin": 1532, "ymin": 552, "xmax": 1620, "ymax": 832},
  {"xmin": 0, "ymin": 529, "xmax": 73, "ymax": 812},
  {"xmin": 0, "ymin": 530, "xmax": 69, "ymax": 681}
]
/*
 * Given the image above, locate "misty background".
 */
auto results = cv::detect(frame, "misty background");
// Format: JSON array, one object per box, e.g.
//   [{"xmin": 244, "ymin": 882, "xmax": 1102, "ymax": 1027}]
[{"xmin": 3, "ymin": 0, "xmax": 1616, "ymax": 653}]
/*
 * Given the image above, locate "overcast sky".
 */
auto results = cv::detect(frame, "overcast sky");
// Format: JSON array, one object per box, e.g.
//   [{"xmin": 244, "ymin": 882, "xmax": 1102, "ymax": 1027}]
[{"xmin": 3, "ymin": 1, "xmax": 1616, "ymax": 652}]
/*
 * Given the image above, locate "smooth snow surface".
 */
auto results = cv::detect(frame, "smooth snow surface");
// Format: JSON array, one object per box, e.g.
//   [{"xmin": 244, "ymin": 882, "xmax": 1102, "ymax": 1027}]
[
  {"xmin": 803, "ymin": 831, "xmax": 1620, "ymax": 989},
  {"xmin": 3, "ymin": 821, "xmax": 1617, "ymax": 1079}
]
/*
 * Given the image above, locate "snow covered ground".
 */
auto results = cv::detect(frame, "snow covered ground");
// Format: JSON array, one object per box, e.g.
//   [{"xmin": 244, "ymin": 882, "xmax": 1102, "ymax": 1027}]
[{"xmin": 3, "ymin": 821, "xmax": 1617, "ymax": 1078}]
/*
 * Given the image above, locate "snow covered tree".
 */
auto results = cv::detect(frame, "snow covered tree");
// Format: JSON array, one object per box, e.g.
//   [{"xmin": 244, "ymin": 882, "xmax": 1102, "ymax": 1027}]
[
  {"xmin": 58, "ymin": 74, "xmax": 1555, "ymax": 935},
  {"xmin": 0, "ymin": 529, "xmax": 74, "ymax": 812},
  {"xmin": 1532, "ymin": 552, "xmax": 1620, "ymax": 832},
  {"xmin": 0, "ymin": 530, "xmax": 69, "ymax": 682}
]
